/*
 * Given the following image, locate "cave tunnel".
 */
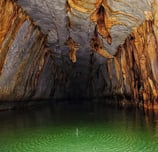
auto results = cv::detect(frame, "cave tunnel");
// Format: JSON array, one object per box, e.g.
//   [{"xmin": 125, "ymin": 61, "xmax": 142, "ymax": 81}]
[{"xmin": 1, "ymin": 0, "xmax": 158, "ymax": 151}]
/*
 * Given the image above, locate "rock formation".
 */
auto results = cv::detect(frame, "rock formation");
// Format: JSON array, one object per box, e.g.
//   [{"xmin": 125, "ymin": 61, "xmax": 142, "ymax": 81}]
[
  {"xmin": 1, "ymin": 0, "xmax": 158, "ymax": 110},
  {"xmin": 0, "ymin": 0, "xmax": 53, "ymax": 101}
]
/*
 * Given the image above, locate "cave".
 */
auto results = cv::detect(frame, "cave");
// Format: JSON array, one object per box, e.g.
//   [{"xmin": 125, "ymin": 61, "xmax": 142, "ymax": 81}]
[{"xmin": 0, "ymin": 0, "xmax": 158, "ymax": 151}]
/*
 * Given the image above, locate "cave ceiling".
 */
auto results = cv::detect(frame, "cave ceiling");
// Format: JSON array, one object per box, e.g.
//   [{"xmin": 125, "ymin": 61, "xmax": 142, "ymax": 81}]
[{"xmin": 17, "ymin": 0, "xmax": 152, "ymax": 63}]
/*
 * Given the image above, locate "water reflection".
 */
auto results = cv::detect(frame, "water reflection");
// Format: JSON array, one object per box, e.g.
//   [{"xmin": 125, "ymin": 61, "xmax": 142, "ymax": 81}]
[{"xmin": 0, "ymin": 101, "xmax": 158, "ymax": 152}]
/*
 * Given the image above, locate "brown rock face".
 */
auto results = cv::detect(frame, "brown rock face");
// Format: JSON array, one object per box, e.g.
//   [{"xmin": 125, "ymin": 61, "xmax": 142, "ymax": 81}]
[
  {"xmin": 1, "ymin": 0, "xmax": 158, "ymax": 110},
  {"xmin": 106, "ymin": 17, "xmax": 158, "ymax": 109},
  {"xmin": 0, "ymin": 0, "xmax": 54, "ymax": 101}
]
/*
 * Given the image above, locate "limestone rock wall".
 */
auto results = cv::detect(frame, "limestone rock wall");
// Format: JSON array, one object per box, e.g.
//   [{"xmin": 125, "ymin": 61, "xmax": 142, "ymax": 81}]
[
  {"xmin": 0, "ymin": 0, "xmax": 93, "ymax": 101},
  {"xmin": 1, "ymin": 0, "xmax": 158, "ymax": 111},
  {"xmin": 104, "ymin": 17, "xmax": 158, "ymax": 109},
  {"xmin": 0, "ymin": 0, "xmax": 54, "ymax": 101}
]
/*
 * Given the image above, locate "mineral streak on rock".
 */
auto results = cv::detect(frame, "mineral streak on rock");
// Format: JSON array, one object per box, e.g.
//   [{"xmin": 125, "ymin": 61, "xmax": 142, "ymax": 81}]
[{"xmin": 90, "ymin": 30, "xmax": 114, "ymax": 58}]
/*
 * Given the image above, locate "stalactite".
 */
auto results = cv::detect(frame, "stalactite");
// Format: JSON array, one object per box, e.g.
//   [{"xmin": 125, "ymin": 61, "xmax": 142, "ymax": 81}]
[
  {"xmin": 65, "ymin": 37, "xmax": 79, "ymax": 63},
  {"xmin": 90, "ymin": 5, "xmax": 112, "ymax": 44},
  {"xmin": 90, "ymin": 29, "xmax": 114, "ymax": 58},
  {"xmin": 90, "ymin": 0, "xmax": 138, "ymax": 44},
  {"xmin": 66, "ymin": 0, "xmax": 136, "ymax": 46}
]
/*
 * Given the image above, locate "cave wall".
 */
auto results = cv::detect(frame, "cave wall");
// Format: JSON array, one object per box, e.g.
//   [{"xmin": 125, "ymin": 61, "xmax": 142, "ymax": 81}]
[
  {"xmin": 0, "ymin": 0, "xmax": 55, "ymax": 101},
  {"xmin": 0, "ymin": 0, "xmax": 100, "ymax": 101},
  {"xmin": 103, "ymin": 15, "xmax": 158, "ymax": 109},
  {"xmin": 1, "ymin": 0, "xmax": 158, "ymax": 111}
]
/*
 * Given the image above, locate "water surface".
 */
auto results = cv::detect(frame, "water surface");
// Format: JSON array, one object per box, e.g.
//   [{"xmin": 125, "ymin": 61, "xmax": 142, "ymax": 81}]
[{"xmin": 0, "ymin": 101, "xmax": 158, "ymax": 152}]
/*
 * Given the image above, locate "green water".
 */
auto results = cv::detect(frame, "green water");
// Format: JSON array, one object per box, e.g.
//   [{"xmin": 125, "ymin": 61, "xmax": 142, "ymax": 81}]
[{"xmin": 0, "ymin": 102, "xmax": 158, "ymax": 152}]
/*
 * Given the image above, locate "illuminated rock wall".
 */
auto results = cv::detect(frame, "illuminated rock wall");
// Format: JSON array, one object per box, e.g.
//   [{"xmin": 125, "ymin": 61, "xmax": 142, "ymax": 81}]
[
  {"xmin": 0, "ymin": 0, "xmax": 90, "ymax": 102},
  {"xmin": 2, "ymin": 0, "xmax": 158, "ymax": 111},
  {"xmin": 0, "ymin": 0, "xmax": 54, "ymax": 101},
  {"xmin": 105, "ymin": 17, "xmax": 158, "ymax": 109}
]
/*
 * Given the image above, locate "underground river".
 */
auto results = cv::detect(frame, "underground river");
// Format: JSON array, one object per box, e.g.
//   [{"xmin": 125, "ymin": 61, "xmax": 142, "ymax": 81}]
[{"xmin": 0, "ymin": 101, "xmax": 158, "ymax": 152}]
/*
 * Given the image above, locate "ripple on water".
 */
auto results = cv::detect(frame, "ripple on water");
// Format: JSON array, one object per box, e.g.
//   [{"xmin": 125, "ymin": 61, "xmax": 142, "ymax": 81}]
[
  {"xmin": 0, "ymin": 105, "xmax": 158, "ymax": 152},
  {"xmin": 0, "ymin": 126, "xmax": 157, "ymax": 152}
]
